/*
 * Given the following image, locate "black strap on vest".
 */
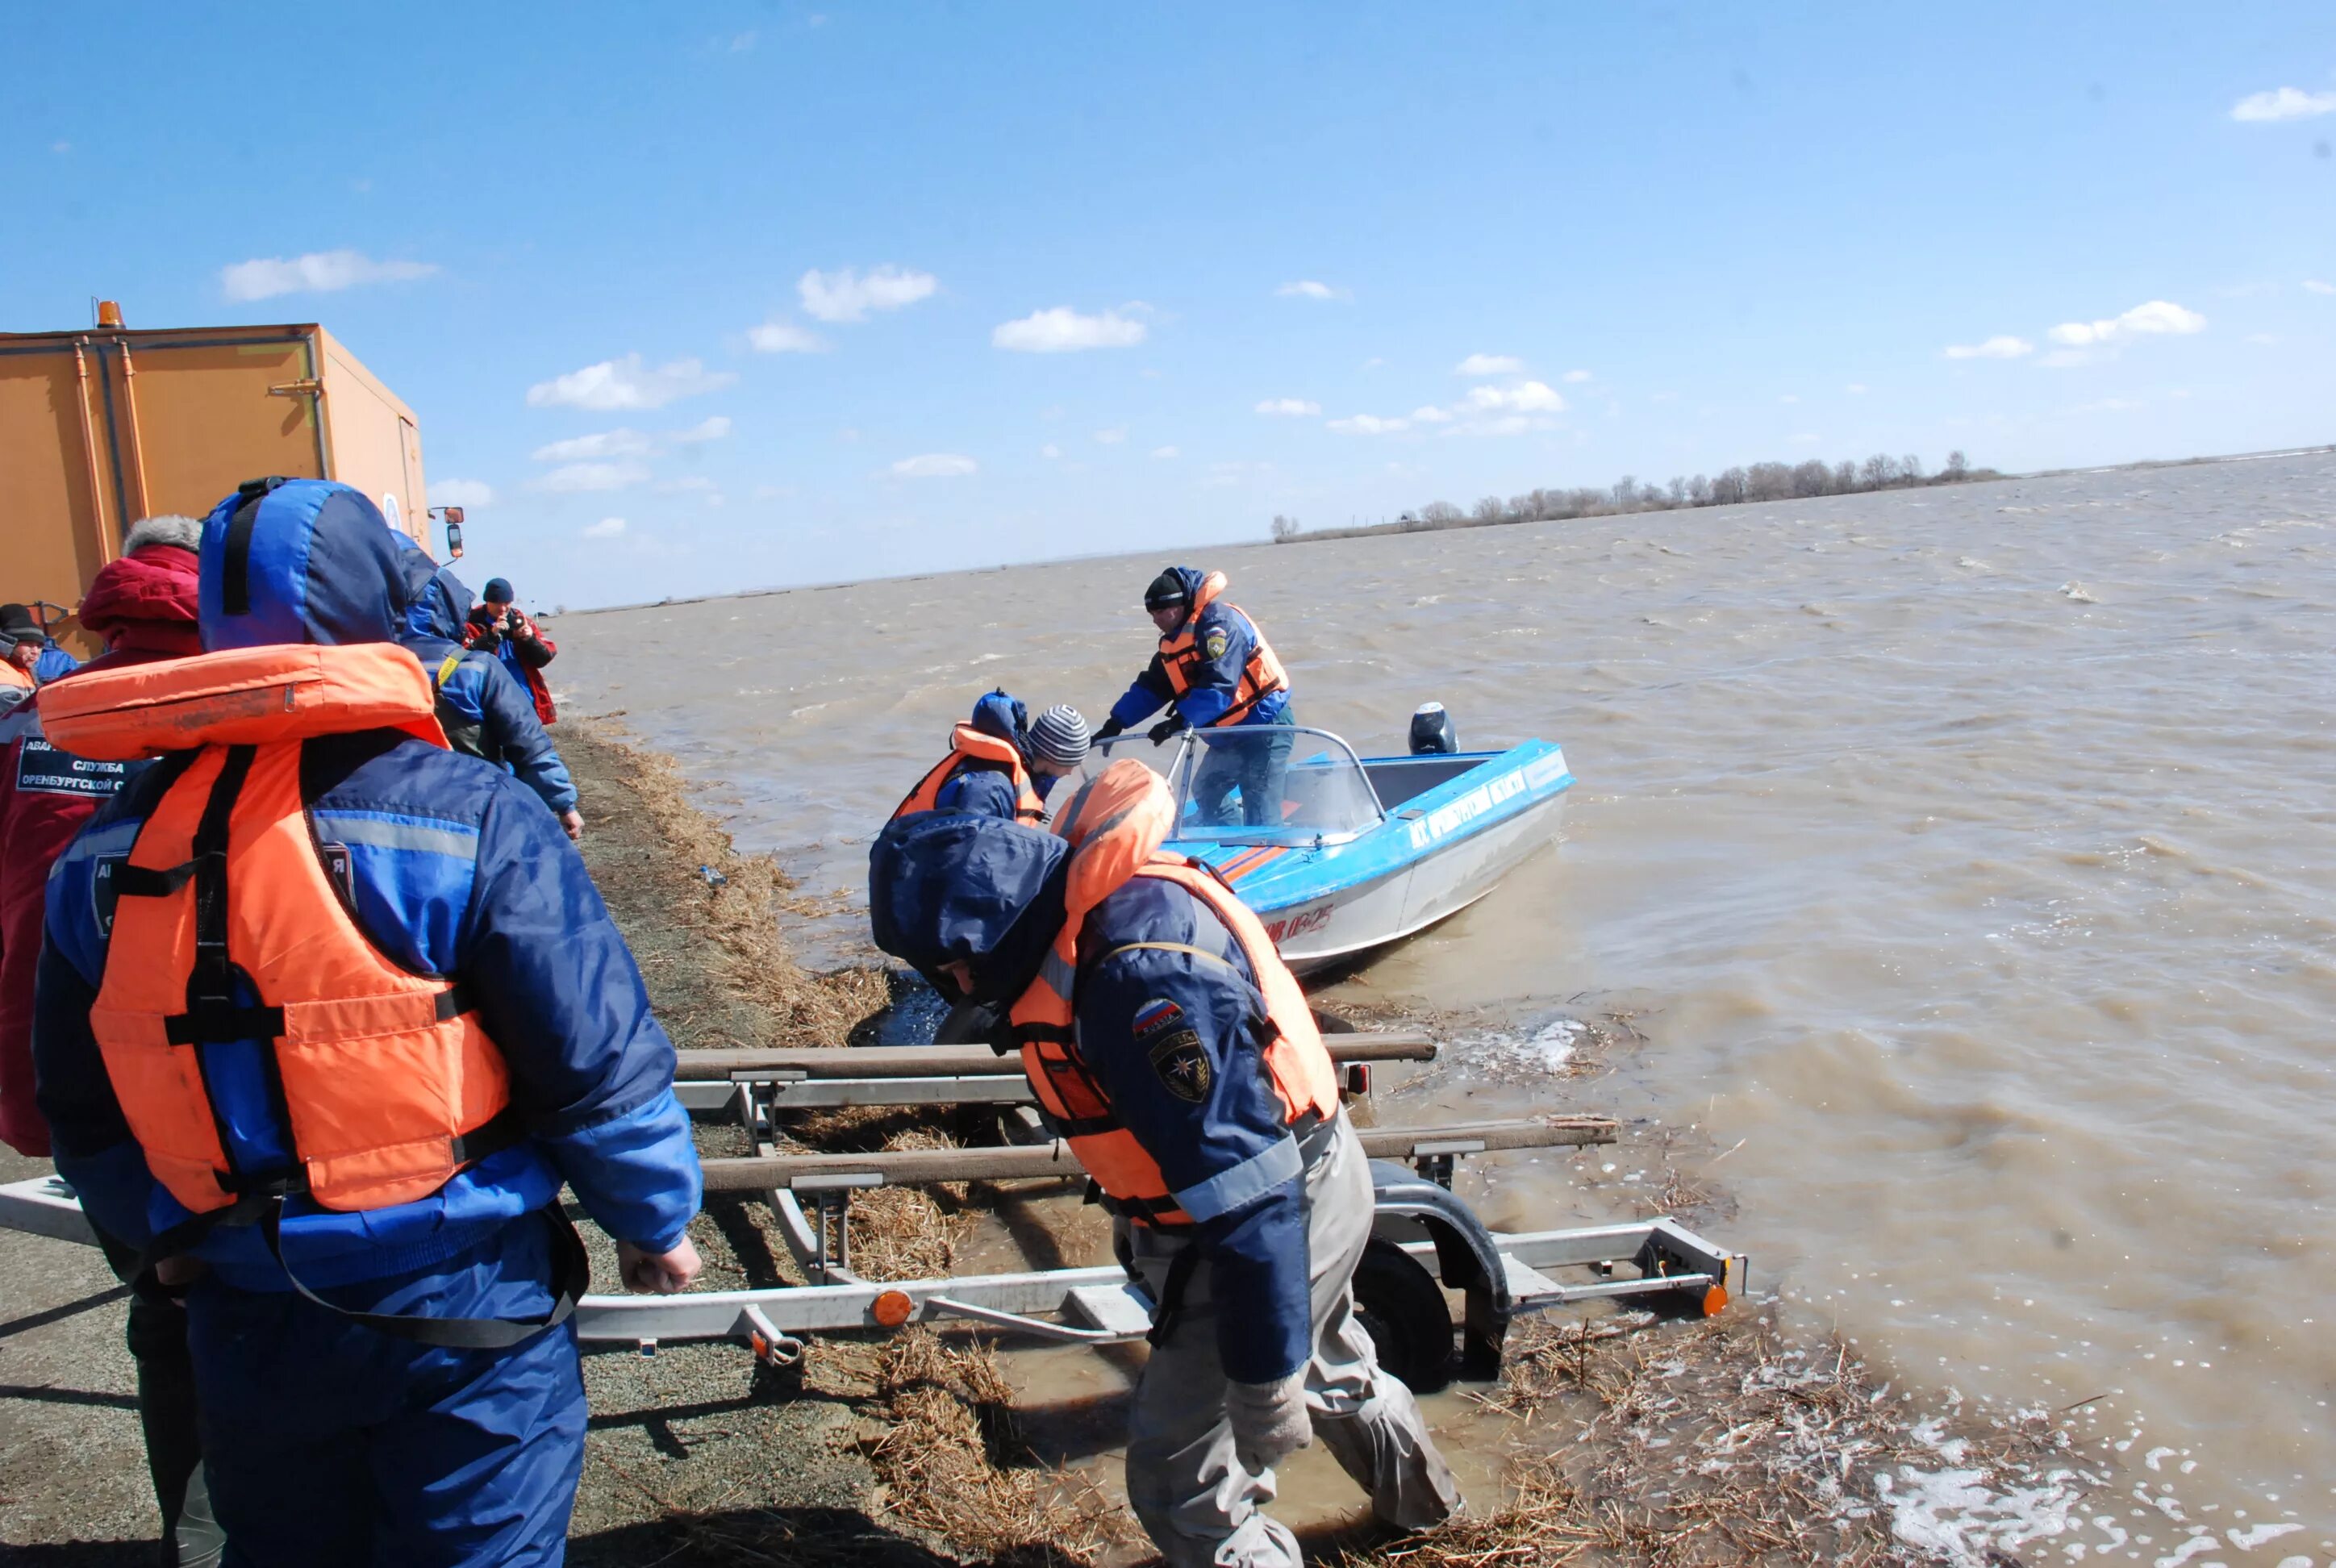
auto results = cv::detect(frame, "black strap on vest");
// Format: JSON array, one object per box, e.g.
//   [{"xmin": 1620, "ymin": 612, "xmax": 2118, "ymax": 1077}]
[
  {"xmin": 1145, "ymin": 1242, "xmax": 1204, "ymax": 1347},
  {"xmin": 219, "ymin": 477, "xmax": 288, "ymax": 619},
  {"xmin": 135, "ymin": 1195, "xmax": 588, "ymax": 1351}
]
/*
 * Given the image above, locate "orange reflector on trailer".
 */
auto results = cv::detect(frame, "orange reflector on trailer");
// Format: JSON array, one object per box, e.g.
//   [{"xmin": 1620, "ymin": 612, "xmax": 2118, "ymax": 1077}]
[
  {"xmin": 871, "ymin": 1289, "xmax": 915, "ymax": 1328},
  {"xmin": 1702, "ymin": 1284, "xmax": 1729, "ymax": 1317}
]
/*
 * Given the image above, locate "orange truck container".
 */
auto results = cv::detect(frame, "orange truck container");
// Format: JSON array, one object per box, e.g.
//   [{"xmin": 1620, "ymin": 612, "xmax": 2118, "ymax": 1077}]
[{"xmin": 0, "ymin": 306, "xmax": 429, "ymax": 652}]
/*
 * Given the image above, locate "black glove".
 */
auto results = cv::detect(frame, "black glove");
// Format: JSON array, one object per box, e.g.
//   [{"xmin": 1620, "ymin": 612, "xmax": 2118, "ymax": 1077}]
[
  {"xmin": 1093, "ymin": 717, "xmax": 1125, "ymax": 742},
  {"xmin": 1148, "ymin": 714, "xmax": 1189, "ymax": 745}
]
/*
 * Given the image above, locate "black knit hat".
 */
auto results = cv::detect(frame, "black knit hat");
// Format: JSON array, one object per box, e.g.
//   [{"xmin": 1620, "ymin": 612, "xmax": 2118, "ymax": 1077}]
[
  {"xmin": 0, "ymin": 603, "xmax": 46, "ymax": 646},
  {"xmin": 1143, "ymin": 569, "xmax": 1190, "ymax": 611}
]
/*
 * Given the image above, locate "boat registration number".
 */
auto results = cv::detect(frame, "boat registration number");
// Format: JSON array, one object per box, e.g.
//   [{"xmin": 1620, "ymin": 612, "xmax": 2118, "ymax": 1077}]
[{"xmin": 1264, "ymin": 905, "xmax": 1335, "ymax": 943}]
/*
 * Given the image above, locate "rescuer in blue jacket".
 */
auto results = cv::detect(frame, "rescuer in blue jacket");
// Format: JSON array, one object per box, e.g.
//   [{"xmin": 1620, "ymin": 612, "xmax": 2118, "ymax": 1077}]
[
  {"xmin": 870, "ymin": 798, "xmax": 1458, "ymax": 1567},
  {"xmin": 397, "ymin": 540, "xmax": 586, "ymax": 840},
  {"xmin": 1094, "ymin": 568, "xmax": 1295, "ymax": 828},
  {"xmin": 32, "ymin": 479, "xmax": 703, "ymax": 1566}
]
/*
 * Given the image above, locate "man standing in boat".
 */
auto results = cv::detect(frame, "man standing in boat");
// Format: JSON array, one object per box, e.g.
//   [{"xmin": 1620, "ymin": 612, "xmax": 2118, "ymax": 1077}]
[
  {"xmin": 870, "ymin": 761, "xmax": 1462, "ymax": 1567},
  {"xmin": 1094, "ymin": 568, "xmax": 1294, "ymax": 828}
]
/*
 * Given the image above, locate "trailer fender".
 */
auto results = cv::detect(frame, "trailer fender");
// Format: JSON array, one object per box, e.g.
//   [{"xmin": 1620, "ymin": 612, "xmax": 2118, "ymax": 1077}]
[{"xmin": 1366, "ymin": 1158, "xmax": 1512, "ymax": 1380}]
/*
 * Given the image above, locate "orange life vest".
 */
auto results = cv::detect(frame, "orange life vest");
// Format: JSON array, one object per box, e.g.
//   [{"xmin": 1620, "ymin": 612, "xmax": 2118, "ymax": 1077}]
[
  {"xmin": 1008, "ymin": 759, "xmax": 1337, "ymax": 1226},
  {"xmin": 891, "ymin": 724, "xmax": 1045, "ymax": 823},
  {"xmin": 40, "ymin": 643, "xmax": 515, "ymax": 1216},
  {"xmin": 1157, "ymin": 571, "xmax": 1289, "ymax": 728},
  {"xmin": 0, "ymin": 663, "xmax": 31, "ymax": 694}
]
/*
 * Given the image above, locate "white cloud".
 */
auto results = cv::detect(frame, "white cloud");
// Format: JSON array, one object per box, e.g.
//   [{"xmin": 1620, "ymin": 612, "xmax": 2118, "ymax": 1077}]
[
  {"xmin": 1255, "ymin": 398, "xmax": 1320, "ymax": 416},
  {"xmin": 583, "ymin": 517, "xmax": 628, "ymax": 539},
  {"xmin": 530, "ymin": 416, "xmax": 728, "ymax": 464},
  {"xmin": 431, "ymin": 478, "xmax": 494, "ymax": 508},
  {"xmin": 1454, "ymin": 353, "xmax": 1524, "ymax": 377},
  {"xmin": 748, "ymin": 319, "xmax": 828, "ymax": 353},
  {"xmin": 531, "ymin": 428, "xmax": 654, "ymax": 463},
  {"xmin": 1943, "ymin": 336, "xmax": 2036, "ymax": 360},
  {"xmin": 1408, "ymin": 406, "xmax": 1454, "ymax": 423},
  {"xmin": 1464, "ymin": 380, "xmax": 1566, "ymax": 413},
  {"xmin": 1094, "ymin": 427, "xmax": 1126, "ymax": 444},
  {"xmin": 526, "ymin": 353, "xmax": 735, "ymax": 411},
  {"xmin": 1328, "ymin": 413, "xmax": 1409, "ymax": 435},
  {"xmin": 1779, "ymin": 394, "xmax": 1800, "ymax": 404},
  {"xmin": 660, "ymin": 475, "xmax": 718, "ymax": 492},
  {"xmin": 1276, "ymin": 280, "xmax": 1349, "ymax": 302},
  {"xmin": 798, "ymin": 265, "xmax": 939, "ymax": 323},
  {"xmin": 1151, "ymin": 445, "xmax": 1179, "ymax": 459},
  {"xmin": 219, "ymin": 248, "xmax": 440, "ymax": 301},
  {"xmin": 992, "ymin": 307, "xmax": 1147, "ymax": 352},
  {"xmin": 892, "ymin": 452, "xmax": 977, "ymax": 477},
  {"xmin": 51, "ymin": 140, "xmax": 69, "ymax": 154},
  {"xmin": 1846, "ymin": 382, "xmax": 1870, "ymax": 394},
  {"xmin": 2046, "ymin": 299, "xmax": 2206, "ymax": 347},
  {"xmin": 1040, "ymin": 443, "xmax": 1062, "ymax": 459},
  {"xmin": 728, "ymin": 30, "xmax": 757, "ymax": 52},
  {"xmin": 2305, "ymin": 279, "xmax": 2336, "ymax": 295},
  {"xmin": 533, "ymin": 461, "xmax": 652, "ymax": 493},
  {"xmin": 2245, "ymin": 332, "xmax": 2280, "ymax": 344},
  {"xmin": 2039, "ymin": 348, "xmax": 2092, "ymax": 369},
  {"xmin": 2230, "ymin": 86, "xmax": 2336, "ymax": 123},
  {"xmin": 1562, "ymin": 369, "xmax": 1592, "ymax": 383}
]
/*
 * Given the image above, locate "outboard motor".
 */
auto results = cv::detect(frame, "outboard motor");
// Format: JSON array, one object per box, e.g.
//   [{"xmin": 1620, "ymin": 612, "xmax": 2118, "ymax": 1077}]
[{"xmin": 1408, "ymin": 702, "xmax": 1458, "ymax": 756}]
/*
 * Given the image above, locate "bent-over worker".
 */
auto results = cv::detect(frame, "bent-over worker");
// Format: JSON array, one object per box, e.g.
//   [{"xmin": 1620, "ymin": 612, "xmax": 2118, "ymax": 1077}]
[
  {"xmin": 895, "ymin": 690, "xmax": 1085, "ymax": 823},
  {"xmin": 1094, "ymin": 568, "xmax": 1295, "ymax": 827},
  {"xmin": 870, "ymin": 759, "xmax": 1460, "ymax": 1567},
  {"xmin": 32, "ymin": 477, "xmax": 704, "ymax": 1566}
]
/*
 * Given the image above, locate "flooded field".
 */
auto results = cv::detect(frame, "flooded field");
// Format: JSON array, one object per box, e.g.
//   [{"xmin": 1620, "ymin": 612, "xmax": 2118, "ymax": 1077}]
[{"xmin": 553, "ymin": 453, "xmax": 2336, "ymax": 1551}]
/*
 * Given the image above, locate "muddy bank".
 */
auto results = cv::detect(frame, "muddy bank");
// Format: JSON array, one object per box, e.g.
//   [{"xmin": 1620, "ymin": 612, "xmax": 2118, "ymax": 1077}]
[{"xmin": 0, "ymin": 722, "xmax": 2104, "ymax": 1565}]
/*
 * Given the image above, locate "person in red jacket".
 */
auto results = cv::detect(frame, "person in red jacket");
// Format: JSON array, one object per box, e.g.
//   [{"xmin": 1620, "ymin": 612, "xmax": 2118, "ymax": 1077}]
[
  {"xmin": 0, "ymin": 514, "xmax": 219, "ymax": 1566},
  {"xmin": 461, "ymin": 577, "xmax": 558, "ymax": 724}
]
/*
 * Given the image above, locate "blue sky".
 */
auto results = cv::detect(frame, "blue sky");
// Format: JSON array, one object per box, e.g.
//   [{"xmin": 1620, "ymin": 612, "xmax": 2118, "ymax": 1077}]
[{"xmin": 6, "ymin": 3, "xmax": 2334, "ymax": 610}]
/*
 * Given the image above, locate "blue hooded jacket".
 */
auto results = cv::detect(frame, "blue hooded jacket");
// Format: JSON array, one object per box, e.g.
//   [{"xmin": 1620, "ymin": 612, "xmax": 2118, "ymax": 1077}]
[
  {"xmin": 1108, "ymin": 566, "xmax": 1291, "ymax": 732},
  {"xmin": 932, "ymin": 690, "xmax": 1032, "ymax": 819},
  {"xmin": 33, "ymin": 479, "xmax": 699, "ymax": 1290},
  {"xmin": 396, "ymin": 541, "xmax": 578, "ymax": 814},
  {"xmin": 870, "ymin": 811, "xmax": 1312, "ymax": 1382}
]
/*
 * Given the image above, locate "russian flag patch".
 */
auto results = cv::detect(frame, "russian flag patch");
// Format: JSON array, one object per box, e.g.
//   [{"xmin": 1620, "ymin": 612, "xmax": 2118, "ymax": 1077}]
[{"xmin": 1133, "ymin": 998, "xmax": 1184, "ymax": 1037}]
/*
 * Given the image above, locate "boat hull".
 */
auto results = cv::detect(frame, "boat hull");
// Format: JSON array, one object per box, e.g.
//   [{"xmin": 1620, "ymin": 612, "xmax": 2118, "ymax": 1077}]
[{"xmin": 1175, "ymin": 740, "xmax": 1573, "ymax": 976}]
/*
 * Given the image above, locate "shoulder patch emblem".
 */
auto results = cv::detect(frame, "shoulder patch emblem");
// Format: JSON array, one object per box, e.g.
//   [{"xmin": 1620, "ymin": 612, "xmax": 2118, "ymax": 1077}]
[
  {"xmin": 1148, "ymin": 1028, "xmax": 1212, "ymax": 1103},
  {"xmin": 1203, "ymin": 627, "xmax": 1231, "ymax": 661},
  {"xmin": 1133, "ymin": 998, "xmax": 1184, "ymax": 1037}
]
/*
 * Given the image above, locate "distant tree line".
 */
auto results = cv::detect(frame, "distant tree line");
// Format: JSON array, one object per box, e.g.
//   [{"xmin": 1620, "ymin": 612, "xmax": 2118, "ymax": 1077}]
[{"xmin": 1274, "ymin": 450, "xmax": 2004, "ymax": 543}]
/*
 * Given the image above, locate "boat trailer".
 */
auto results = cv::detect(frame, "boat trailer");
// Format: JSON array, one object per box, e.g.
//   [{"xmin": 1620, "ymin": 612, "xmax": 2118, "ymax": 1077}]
[{"xmin": 0, "ymin": 1029, "xmax": 1748, "ymax": 1387}]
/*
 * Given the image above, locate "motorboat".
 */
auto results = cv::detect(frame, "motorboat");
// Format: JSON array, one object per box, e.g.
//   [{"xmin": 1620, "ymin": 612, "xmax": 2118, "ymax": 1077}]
[{"xmin": 1091, "ymin": 707, "xmax": 1571, "ymax": 974}]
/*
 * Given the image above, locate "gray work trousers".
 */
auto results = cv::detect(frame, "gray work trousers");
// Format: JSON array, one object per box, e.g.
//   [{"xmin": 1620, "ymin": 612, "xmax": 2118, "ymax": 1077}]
[{"xmin": 1120, "ymin": 1114, "xmax": 1462, "ymax": 1568}]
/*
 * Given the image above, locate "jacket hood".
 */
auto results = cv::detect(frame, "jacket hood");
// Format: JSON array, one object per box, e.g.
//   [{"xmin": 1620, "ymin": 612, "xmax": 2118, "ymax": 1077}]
[
  {"xmin": 870, "ymin": 812, "xmax": 1069, "ymax": 1005},
  {"xmin": 199, "ymin": 479, "xmax": 407, "ymax": 651},
  {"xmin": 969, "ymin": 690, "xmax": 1030, "ymax": 757},
  {"xmin": 395, "ymin": 535, "xmax": 473, "ymax": 644},
  {"xmin": 77, "ymin": 542, "xmax": 202, "ymax": 655}
]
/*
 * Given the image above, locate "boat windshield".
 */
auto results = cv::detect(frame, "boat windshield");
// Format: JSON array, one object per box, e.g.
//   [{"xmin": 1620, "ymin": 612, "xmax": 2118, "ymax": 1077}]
[{"xmin": 1091, "ymin": 726, "xmax": 1384, "ymax": 844}]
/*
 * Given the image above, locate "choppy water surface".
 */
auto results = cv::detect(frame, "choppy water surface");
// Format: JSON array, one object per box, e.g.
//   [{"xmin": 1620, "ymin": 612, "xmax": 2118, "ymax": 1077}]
[{"xmin": 557, "ymin": 455, "xmax": 2336, "ymax": 1548}]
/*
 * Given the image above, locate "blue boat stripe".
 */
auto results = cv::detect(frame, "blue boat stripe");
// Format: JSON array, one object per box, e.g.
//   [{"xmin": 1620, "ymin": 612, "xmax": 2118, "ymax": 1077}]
[
  {"xmin": 1174, "ymin": 1135, "xmax": 1302, "ymax": 1222},
  {"xmin": 311, "ymin": 811, "xmax": 480, "ymax": 860}
]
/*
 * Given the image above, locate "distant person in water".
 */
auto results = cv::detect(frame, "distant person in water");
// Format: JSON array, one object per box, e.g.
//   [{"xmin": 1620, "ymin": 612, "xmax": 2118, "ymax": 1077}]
[
  {"xmin": 893, "ymin": 692, "xmax": 1089, "ymax": 823},
  {"xmin": 463, "ymin": 578, "xmax": 559, "ymax": 724},
  {"xmin": 1094, "ymin": 567, "xmax": 1293, "ymax": 827}
]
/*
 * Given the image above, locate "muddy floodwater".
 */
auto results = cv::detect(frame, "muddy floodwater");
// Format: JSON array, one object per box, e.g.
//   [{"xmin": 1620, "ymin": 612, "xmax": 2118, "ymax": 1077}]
[{"xmin": 554, "ymin": 452, "xmax": 2336, "ymax": 1549}]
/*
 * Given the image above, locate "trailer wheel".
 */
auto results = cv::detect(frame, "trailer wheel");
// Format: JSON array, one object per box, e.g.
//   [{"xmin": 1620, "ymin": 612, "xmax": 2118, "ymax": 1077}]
[{"xmin": 1351, "ymin": 1238, "xmax": 1452, "ymax": 1393}]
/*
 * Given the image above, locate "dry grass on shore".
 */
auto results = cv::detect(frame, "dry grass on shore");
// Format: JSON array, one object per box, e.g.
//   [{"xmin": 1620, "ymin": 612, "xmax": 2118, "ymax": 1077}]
[{"xmin": 563, "ymin": 718, "xmax": 2092, "ymax": 1567}]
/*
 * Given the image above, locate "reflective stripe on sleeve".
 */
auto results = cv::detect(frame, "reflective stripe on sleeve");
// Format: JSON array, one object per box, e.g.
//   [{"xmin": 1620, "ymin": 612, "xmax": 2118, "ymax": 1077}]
[{"xmin": 1171, "ymin": 1134, "xmax": 1302, "ymax": 1223}]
